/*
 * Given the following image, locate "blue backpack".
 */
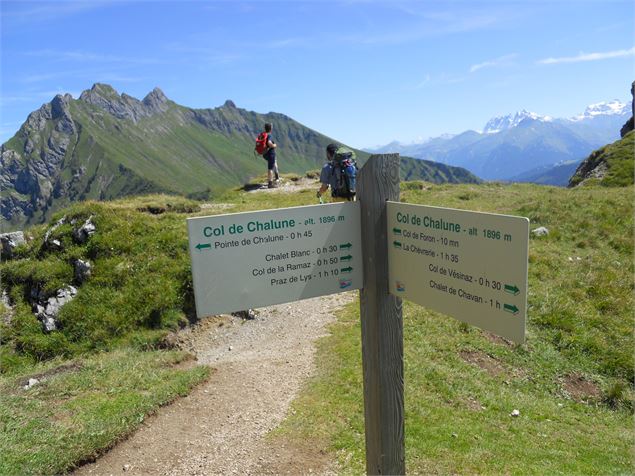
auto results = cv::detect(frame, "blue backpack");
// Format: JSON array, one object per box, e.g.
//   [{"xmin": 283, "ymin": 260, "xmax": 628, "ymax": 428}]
[{"xmin": 332, "ymin": 147, "xmax": 357, "ymax": 200}]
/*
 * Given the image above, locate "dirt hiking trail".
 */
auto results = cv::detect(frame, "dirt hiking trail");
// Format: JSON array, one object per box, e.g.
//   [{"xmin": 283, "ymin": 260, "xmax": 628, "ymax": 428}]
[{"xmin": 74, "ymin": 292, "xmax": 355, "ymax": 476}]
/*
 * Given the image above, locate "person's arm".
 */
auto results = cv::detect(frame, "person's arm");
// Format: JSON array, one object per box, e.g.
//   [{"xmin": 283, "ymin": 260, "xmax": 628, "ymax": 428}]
[
  {"xmin": 317, "ymin": 165, "xmax": 330, "ymax": 197},
  {"xmin": 266, "ymin": 139, "xmax": 276, "ymax": 149}
]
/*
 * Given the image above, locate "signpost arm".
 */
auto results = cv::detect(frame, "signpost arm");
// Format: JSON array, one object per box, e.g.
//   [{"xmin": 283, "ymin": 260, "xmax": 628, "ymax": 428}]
[{"xmin": 358, "ymin": 153, "xmax": 405, "ymax": 475}]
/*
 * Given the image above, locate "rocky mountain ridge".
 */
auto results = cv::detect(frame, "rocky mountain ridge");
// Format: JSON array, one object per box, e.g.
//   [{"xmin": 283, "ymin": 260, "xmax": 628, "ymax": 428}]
[
  {"xmin": 367, "ymin": 96, "xmax": 630, "ymax": 181},
  {"xmin": 1, "ymin": 84, "xmax": 479, "ymax": 231}
]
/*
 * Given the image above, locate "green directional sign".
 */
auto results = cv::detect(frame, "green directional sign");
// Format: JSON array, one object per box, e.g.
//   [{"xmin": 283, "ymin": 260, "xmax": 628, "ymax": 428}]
[
  {"xmin": 187, "ymin": 202, "xmax": 363, "ymax": 317},
  {"xmin": 387, "ymin": 201, "xmax": 528, "ymax": 344}
]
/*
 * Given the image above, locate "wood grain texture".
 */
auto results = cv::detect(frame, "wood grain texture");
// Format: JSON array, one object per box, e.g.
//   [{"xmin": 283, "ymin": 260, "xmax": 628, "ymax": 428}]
[{"xmin": 358, "ymin": 154, "xmax": 405, "ymax": 475}]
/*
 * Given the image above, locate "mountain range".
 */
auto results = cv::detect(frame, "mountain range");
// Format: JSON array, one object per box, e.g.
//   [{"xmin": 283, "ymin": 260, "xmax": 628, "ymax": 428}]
[
  {"xmin": 0, "ymin": 84, "xmax": 478, "ymax": 231},
  {"xmin": 367, "ymin": 101, "xmax": 629, "ymax": 182}
]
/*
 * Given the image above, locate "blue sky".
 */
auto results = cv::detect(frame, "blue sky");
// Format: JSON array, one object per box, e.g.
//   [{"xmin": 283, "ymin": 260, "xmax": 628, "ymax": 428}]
[{"xmin": 1, "ymin": 0, "xmax": 633, "ymax": 148}]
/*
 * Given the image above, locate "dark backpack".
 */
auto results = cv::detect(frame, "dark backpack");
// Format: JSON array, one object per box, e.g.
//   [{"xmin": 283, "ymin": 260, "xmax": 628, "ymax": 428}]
[
  {"xmin": 255, "ymin": 132, "xmax": 268, "ymax": 155},
  {"xmin": 331, "ymin": 147, "xmax": 357, "ymax": 199}
]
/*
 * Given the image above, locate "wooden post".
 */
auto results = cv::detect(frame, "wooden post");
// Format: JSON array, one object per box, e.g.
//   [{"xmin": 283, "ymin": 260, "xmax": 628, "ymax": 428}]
[{"xmin": 358, "ymin": 154, "xmax": 404, "ymax": 475}]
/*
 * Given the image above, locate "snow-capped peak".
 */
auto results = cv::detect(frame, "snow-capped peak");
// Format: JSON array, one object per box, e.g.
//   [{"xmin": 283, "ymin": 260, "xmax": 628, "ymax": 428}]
[
  {"xmin": 570, "ymin": 100, "xmax": 628, "ymax": 121},
  {"xmin": 482, "ymin": 109, "xmax": 553, "ymax": 134}
]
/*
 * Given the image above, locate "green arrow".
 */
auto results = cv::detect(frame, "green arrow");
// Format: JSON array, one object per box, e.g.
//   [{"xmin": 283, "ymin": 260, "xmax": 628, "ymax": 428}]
[
  {"xmin": 341, "ymin": 266, "xmax": 353, "ymax": 273},
  {"xmin": 196, "ymin": 243, "xmax": 212, "ymax": 250},
  {"xmin": 393, "ymin": 241, "xmax": 402, "ymax": 249},
  {"xmin": 504, "ymin": 304, "xmax": 519, "ymax": 314},
  {"xmin": 339, "ymin": 242, "xmax": 352, "ymax": 250},
  {"xmin": 504, "ymin": 284, "xmax": 520, "ymax": 295},
  {"xmin": 393, "ymin": 227, "xmax": 402, "ymax": 235},
  {"xmin": 340, "ymin": 255, "xmax": 353, "ymax": 262}
]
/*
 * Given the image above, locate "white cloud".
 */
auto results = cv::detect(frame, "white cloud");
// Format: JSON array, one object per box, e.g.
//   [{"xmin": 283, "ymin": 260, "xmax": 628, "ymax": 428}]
[
  {"xmin": 414, "ymin": 73, "xmax": 465, "ymax": 89},
  {"xmin": 23, "ymin": 49, "xmax": 164, "ymax": 65},
  {"xmin": 469, "ymin": 54, "xmax": 517, "ymax": 73},
  {"xmin": 538, "ymin": 47, "xmax": 635, "ymax": 64}
]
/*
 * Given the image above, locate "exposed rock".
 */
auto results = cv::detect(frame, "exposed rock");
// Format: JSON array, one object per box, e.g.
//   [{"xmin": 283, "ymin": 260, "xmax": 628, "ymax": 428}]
[
  {"xmin": 223, "ymin": 99, "xmax": 237, "ymax": 109},
  {"xmin": 1, "ymin": 289, "xmax": 14, "ymax": 325},
  {"xmin": 231, "ymin": 309, "xmax": 256, "ymax": 320},
  {"xmin": 43, "ymin": 215, "xmax": 67, "ymax": 246},
  {"xmin": 531, "ymin": 226, "xmax": 549, "ymax": 236},
  {"xmin": 74, "ymin": 259, "xmax": 92, "ymax": 283},
  {"xmin": 34, "ymin": 285, "xmax": 77, "ymax": 332},
  {"xmin": 0, "ymin": 92, "xmax": 78, "ymax": 224},
  {"xmin": 23, "ymin": 378, "xmax": 40, "ymax": 390},
  {"xmin": 79, "ymin": 83, "xmax": 170, "ymax": 123},
  {"xmin": 142, "ymin": 87, "xmax": 170, "ymax": 114},
  {"xmin": 510, "ymin": 409, "xmax": 520, "ymax": 417},
  {"xmin": 0, "ymin": 231, "xmax": 25, "ymax": 258},
  {"xmin": 620, "ymin": 80, "xmax": 634, "ymax": 138},
  {"xmin": 72, "ymin": 215, "xmax": 96, "ymax": 243},
  {"xmin": 49, "ymin": 239, "xmax": 62, "ymax": 251}
]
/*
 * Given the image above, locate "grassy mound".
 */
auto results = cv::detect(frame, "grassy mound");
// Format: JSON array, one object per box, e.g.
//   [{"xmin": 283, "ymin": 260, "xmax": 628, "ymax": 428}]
[
  {"xmin": 569, "ymin": 130, "xmax": 635, "ymax": 187},
  {"xmin": 1, "ymin": 195, "xmax": 203, "ymax": 369}
]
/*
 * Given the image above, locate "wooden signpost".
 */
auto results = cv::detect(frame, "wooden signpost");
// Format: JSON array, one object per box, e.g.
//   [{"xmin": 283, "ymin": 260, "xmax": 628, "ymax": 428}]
[
  {"xmin": 358, "ymin": 154, "xmax": 405, "ymax": 475},
  {"xmin": 187, "ymin": 153, "xmax": 529, "ymax": 476}
]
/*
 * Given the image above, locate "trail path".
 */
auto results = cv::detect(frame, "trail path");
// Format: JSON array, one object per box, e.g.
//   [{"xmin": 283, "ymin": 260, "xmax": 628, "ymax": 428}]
[{"xmin": 74, "ymin": 292, "xmax": 355, "ymax": 476}]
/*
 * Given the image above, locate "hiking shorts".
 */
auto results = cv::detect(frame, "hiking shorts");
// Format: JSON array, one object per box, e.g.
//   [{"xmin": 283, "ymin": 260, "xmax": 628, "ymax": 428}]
[{"xmin": 266, "ymin": 154, "xmax": 276, "ymax": 171}]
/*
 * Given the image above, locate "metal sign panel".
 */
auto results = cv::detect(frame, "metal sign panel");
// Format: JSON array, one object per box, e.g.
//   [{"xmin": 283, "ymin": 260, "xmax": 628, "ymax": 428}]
[
  {"xmin": 187, "ymin": 202, "xmax": 363, "ymax": 317},
  {"xmin": 387, "ymin": 201, "xmax": 528, "ymax": 344}
]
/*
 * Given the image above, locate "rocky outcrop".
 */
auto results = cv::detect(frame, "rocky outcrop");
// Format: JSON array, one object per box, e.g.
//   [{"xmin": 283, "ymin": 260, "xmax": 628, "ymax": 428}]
[
  {"xmin": 0, "ymin": 231, "xmax": 25, "ymax": 258},
  {"xmin": 33, "ymin": 285, "xmax": 77, "ymax": 332},
  {"xmin": 72, "ymin": 215, "xmax": 96, "ymax": 243},
  {"xmin": 1, "ymin": 93, "xmax": 77, "ymax": 224},
  {"xmin": 74, "ymin": 259, "xmax": 92, "ymax": 283},
  {"xmin": 620, "ymin": 80, "xmax": 634, "ymax": 137},
  {"xmin": 79, "ymin": 83, "xmax": 170, "ymax": 123}
]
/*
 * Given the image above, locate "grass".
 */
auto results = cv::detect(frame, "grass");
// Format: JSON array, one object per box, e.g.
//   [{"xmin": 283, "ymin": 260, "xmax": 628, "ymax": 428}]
[
  {"xmin": 0, "ymin": 350, "xmax": 209, "ymax": 475},
  {"xmin": 1, "ymin": 180, "xmax": 633, "ymax": 474},
  {"xmin": 0, "ymin": 188, "xmax": 325, "ymax": 474},
  {"xmin": 569, "ymin": 130, "xmax": 634, "ymax": 187},
  {"xmin": 273, "ymin": 181, "xmax": 634, "ymax": 474}
]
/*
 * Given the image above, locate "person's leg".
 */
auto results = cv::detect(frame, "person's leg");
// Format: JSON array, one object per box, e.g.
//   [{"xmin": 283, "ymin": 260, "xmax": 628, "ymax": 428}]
[
  {"xmin": 267, "ymin": 155, "xmax": 275, "ymax": 187},
  {"xmin": 274, "ymin": 161, "xmax": 279, "ymax": 181}
]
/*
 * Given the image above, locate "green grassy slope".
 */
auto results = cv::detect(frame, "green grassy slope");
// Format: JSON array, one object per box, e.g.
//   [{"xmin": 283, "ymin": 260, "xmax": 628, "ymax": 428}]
[
  {"xmin": 275, "ymin": 182, "xmax": 634, "ymax": 475},
  {"xmin": 569, "ymin": 130, "xmax": 635, "ymax": 187}
]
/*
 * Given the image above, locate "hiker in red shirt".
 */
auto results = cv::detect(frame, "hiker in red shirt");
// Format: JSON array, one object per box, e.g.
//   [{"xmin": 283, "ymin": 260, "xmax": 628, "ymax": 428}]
[{"xmin": 259, "ymin": 123, "xmax": 279, "ymax": 188}]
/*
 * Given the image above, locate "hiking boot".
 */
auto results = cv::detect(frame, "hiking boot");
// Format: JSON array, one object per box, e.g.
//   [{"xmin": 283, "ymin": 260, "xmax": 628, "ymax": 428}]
[
  {"xmin": 275, "ymin": 171, "xmax": 280, "ymax": 180},
  {"xmin": 268, "ymin": 181, "xmax": 274, "ymax": 188}
]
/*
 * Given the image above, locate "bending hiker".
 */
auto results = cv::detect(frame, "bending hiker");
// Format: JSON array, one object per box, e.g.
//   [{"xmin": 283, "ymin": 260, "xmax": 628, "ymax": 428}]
[
  {"xmin": 255, "ymin": 123, "xmax": 279, "ymax": 188},
  {"xmin": 316, "ymin": 143, "xmax": 358, "ymax": 202}
]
